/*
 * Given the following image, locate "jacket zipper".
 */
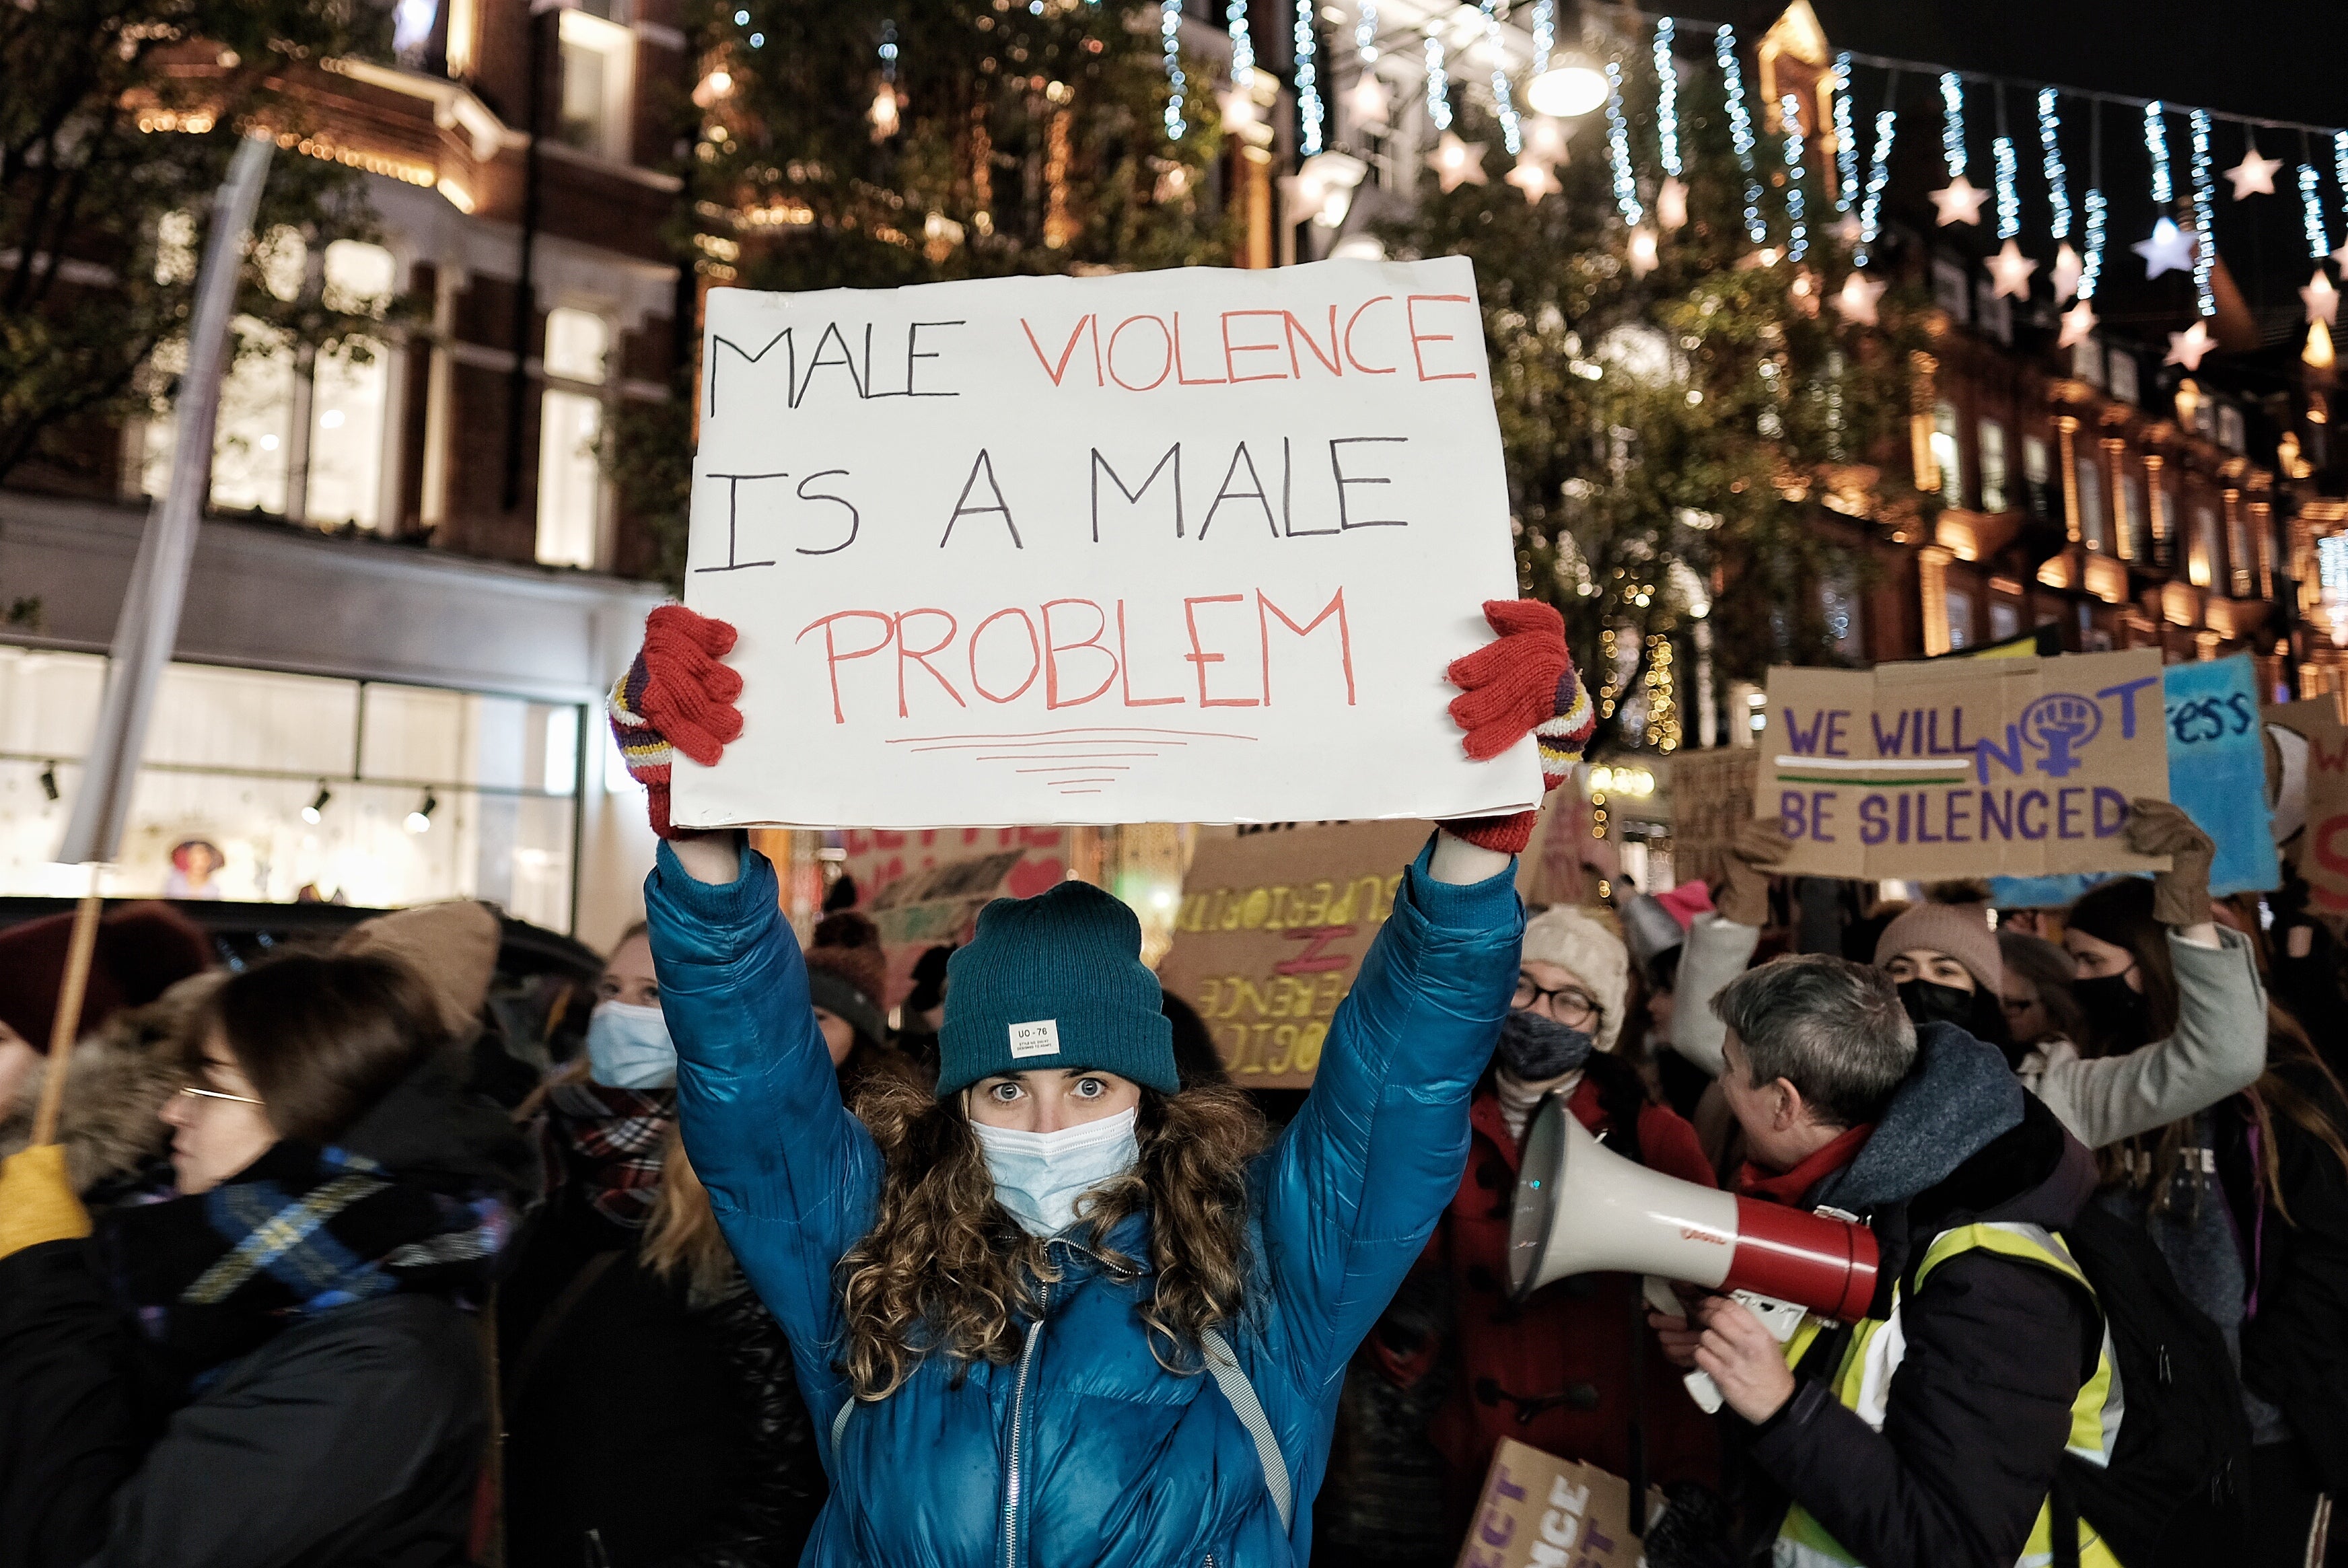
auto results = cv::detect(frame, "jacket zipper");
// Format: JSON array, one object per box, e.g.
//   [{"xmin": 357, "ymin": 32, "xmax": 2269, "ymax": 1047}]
[{"xmin": 1003, "ymin": 1283, "xmax": 1048, "ymax": 1568}]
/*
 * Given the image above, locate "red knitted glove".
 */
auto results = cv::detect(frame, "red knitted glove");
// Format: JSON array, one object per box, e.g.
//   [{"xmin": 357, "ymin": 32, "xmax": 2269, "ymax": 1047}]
[
  {"xmin": 608, "ymin": 606, "xmax": 744, "ymax": 839},
  {"xmin": 1442, "ymin": 598, "xmax": 1595, "ymax": 854}
]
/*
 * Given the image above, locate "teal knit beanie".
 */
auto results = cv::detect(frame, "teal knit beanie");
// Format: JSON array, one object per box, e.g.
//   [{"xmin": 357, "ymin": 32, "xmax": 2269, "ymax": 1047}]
[{"xmin": 935, "ymin": 881, "xmax": 1178, "ymax": 1100}]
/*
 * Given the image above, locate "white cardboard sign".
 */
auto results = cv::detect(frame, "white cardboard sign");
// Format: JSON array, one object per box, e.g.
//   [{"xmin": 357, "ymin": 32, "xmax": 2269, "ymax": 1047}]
[{"xmin": 673, "ymin": 257, "xmax": 1539, "ymax": 830}]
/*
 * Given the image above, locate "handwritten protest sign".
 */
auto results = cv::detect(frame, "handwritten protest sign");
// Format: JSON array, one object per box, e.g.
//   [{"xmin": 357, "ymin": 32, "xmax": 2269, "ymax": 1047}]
[
  {"xmin": 1668, "ymin": 748, "xmax": 1758, "ymax": 890},
  {"xmin": 1756, "ymin": 650, "xmax": 2169, "ymax": 880},
  {"xmin": 1155, "ymin": 819, "xmax": 1431, "ymax": 1088},
  {"xmin": 834, "ymin": 827, "xmax": 1069, "ymax": 1003},
  {"xmin": 2163, "ymin": 657, "xmax": 2277, "ymax": 897},
  {"xmin": 2267, "ymin": 696, "xmax": 2348, "ymax": 911},
  {"xmin": 1454, "ymin": 1438, "xmax": 1664, "ymax": 1568},
  {"xmin": 671, "ymin": 258, "xmax": 1538, "ymax": 830}
]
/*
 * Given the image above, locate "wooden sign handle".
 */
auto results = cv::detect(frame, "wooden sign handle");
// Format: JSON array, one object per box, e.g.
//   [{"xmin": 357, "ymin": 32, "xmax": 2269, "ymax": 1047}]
[{"xmin": 28, "ymin": 882, "xmax": 104, "ymax": 1147}]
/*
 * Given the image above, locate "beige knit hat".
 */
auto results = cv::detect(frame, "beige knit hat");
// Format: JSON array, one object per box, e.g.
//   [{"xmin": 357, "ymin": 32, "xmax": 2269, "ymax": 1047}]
[
  {"xmin": 1520, "ymin": 905, "xmax": 1629, "ymax": 1053},
  {"xmin": 335, "ymin": 900, "xmax": 501, "ymax": 1040},
  {"xmin": 1872, "ymin": 902, "xmax": 2002, "ymax": 993}
]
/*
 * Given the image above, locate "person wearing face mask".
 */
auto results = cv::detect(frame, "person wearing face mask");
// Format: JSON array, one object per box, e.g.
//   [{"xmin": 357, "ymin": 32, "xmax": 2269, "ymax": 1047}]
[
  {"xmin": 0, "ymin": 949, "xmax": 526, "ymax": 1566},
  {"xmin": 1872, "ymin": 897, "xmax": 2019, "ymax": 1060},
  {"xmin": 502, "ymin": 917, "xmax": 834, "ymax": 1568},
  {"xmin": 2067, "ymin": 871, "xmax": 2348, "ymax": 1567},
  {"xmin": 1380, "ymin": 904, "xmax": 1719, "ymax": 1534},
  {"xmin": 613, "ymin": 596, "xmax": 1586, "ymax": 1567}
]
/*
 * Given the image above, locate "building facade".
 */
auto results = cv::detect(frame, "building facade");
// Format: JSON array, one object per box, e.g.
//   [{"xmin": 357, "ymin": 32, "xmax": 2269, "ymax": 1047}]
[{"xmin": 1, "ymin": 0, "xmax": 690, "ymax": 946}]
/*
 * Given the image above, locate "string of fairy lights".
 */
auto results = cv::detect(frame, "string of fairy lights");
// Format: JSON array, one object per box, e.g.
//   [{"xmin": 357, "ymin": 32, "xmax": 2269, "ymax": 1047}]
[{"xmin": 699, "ymin": 2, "xmax": 2348, "ymax": 371}]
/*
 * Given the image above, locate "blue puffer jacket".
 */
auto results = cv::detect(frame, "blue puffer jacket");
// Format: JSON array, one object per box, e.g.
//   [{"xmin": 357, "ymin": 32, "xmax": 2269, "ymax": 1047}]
[{"xmin": 643, "ymin": 835, "xmax": 1521, "ymax": 1568}]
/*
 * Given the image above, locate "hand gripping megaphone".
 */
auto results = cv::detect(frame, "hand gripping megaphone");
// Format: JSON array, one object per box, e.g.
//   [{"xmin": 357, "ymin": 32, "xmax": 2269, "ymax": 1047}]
[{"xmin": 1507, "ymin": 1095, "xmax": 1880, "ymax": 1322}]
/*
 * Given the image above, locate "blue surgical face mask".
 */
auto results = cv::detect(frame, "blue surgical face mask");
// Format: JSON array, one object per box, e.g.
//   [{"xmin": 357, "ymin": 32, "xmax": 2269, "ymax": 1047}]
[
  {"xmin": 585, "ymin": 1000, "xmax": 677, "ymax": 1090},
  {"xmin": 968, "ymin": 1106, "xmax": 1141, "ymax": 1238}
]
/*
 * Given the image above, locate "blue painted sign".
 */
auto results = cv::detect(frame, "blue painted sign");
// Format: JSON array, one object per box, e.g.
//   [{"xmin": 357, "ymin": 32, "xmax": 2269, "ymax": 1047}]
[{"xmin": 2164, "ymin": 656, "xmax": 2279, "ymax": 896}]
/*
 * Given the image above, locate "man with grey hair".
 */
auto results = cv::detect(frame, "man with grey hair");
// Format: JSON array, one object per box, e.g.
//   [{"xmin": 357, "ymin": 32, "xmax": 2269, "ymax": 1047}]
[{"xmin": 1650, "ymin": 954, "xmax": 2107, "ymax": 1568}]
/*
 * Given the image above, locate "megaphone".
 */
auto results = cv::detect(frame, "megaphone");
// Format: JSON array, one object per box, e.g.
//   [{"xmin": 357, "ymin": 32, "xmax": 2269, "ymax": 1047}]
[{"xmin": 1507, "ymin": 1095, "xmax": 1880, "ymax": 1323}]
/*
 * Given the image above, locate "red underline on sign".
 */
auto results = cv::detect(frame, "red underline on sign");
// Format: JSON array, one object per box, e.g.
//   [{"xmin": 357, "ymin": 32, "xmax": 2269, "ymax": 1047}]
[
  {"xmin": 1059, "ymin": 789, "xmax": 1105, "ymax": 795},
  {"xmin": 888, "ymin": 727, "xmax": 1259, "ymax": 744},
  {"xmin": 909, "ymin": 738, "xmax": 1188, "ymax": 752},
  {"xmin": 1015, "ymin": 765, "xmax": 1134, "ymax": 773}
]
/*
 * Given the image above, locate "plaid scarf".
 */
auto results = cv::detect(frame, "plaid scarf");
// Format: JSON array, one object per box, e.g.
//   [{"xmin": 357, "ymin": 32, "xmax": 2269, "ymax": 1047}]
[
  {"xmin": 542, "ymin": 1080, "xmax": 674, "ymax": 1229},
  {"xmin": 100, "ymin": 1140, "xmax": 513, "ymax": 1385}
]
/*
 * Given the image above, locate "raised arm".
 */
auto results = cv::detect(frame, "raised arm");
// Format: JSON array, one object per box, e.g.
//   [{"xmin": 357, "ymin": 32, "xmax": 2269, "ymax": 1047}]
[
  {"xmin": 1260, "ymin": 598, "xmax": 1586, "ymax": 1386},
  {"xmin": 613, "ymin": 610, "xmax": 877, "ymax": 1406},
  {"xmin": 2029, "ymin": 802, "xmax": 2264, "ymax": 1147}
]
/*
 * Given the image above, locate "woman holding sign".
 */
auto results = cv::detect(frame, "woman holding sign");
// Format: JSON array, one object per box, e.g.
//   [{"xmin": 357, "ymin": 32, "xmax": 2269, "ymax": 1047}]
[{"xmin": 607, "ymin": 599, "xmax": 1590, "ymax": 1568}]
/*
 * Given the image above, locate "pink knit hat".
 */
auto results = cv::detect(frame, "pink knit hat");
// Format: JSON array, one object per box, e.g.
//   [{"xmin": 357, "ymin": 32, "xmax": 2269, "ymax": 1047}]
[{"xmin": 1873, "ymin": 902, "xmax": 2003, "ymax": 993}]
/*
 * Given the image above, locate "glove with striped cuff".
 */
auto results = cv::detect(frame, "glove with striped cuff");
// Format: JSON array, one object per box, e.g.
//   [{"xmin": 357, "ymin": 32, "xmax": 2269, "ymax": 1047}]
[
  {"xmin": 608, "ymin": 605, "xmax": 744, "ymax": 839},
  {"xmin": 1443, "ymin": 598, "xmax": 1596, "ymax": 855}
]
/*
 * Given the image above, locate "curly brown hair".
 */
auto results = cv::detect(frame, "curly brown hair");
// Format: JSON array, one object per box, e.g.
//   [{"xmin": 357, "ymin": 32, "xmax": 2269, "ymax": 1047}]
[{"xmin": 834, "ymin": 1076, "xmax": 1267, "ymax": 1400}]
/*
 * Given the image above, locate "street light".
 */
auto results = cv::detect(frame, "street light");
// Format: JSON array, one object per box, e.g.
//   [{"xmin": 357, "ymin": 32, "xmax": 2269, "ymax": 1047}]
[
  {"xmin": 1526, "ymin": 49, "xmax": 1607, "ymax": 118},
  {"xmin": 303, "ymin": 783, "xmax": 332, "ymax": 825},
  {"xmin": 405, "ymin": 790, "xmax": 437, "ymax": 834}
]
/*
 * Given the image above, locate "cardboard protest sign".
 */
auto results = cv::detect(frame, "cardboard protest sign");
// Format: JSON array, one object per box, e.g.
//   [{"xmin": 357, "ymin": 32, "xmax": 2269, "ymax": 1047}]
[
  {"xmin": 1667, "ymin": 748, "xmax": 1757, "ymax": 890},
  {"xmin": 1757, "ymin": 650, "xmax": 2170, "ymax": 881},
  {"xmin": 672, "ymin": 258, "xmax": 1538, "ymax": 830},
  {"xmin": 2267, "ymin": 696, "xmax": 2348, "ymax": 913},
  {"xmin": 834, "ymin": 827, "xmax": 1069, "ymax": 1003},
  {"xmin": 1455, "ymin": 1437, "xmax": 1665, "ymax": 1568},
  {"xmin": 2162, "ymin": 657, "xmax": 2277, "ymax": 897},
  {"xmin": 1155, "ymin": 819, "xmax": 1430, "ymax": 1088}
]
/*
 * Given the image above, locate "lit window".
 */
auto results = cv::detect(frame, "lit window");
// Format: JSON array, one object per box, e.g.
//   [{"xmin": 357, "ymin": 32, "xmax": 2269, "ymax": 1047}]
[
  {"xmin": 2075, "ymin": 452, "xmax": 2106, "ymax": 551},
  {"xmin": 209, "ymin": 318, "xmax": 297, "ymax": 514},
  {"xmin": 557, "ymin": 10, "xmax": 635, "ymax": 162},
  {"xmin": 2071, "ymin": 334, "xmax": 2105, "ymax": 388},
  {"xmin": 2217, "ymin": 404, "xmax": 2245, "ymax": 453},
  {"xmin": 1990, "ymin": 600, "xmax": 2020, "ymax": 641},
  {"xmin": 1931, "ymin": 401, "xmax": 1964, "ymax": 502},
  {"xmin": 1978, "ymin": 419, "xmax": 2007, "ymax": 513},
  {"xmin": 2108, "ymin": 351, "xmax": 2139, "ymax": 405},
  {"xmin": 2123, "ymin": 470, "xmax": 2148, "ymax": 561},
  {"xmin": 1946, "ymin": 588, "xmax": 1974, "ymax": 650},
  {"xmin": 306, "ymin": 241, "xmax": 397, "ymax": 529},
  {"xmin": 536, "ymin": 306, "xmax": 610, "ymax": 569},
  {"xmin": 2191, "ymin": 505, "xmax": 2218, "ymax": 587}
]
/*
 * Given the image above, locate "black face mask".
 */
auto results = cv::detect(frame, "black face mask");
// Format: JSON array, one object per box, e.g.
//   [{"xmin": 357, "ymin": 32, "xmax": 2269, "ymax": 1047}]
[
  {"xmin": 2073, "ymin": 970, "xmax": 2151, "ymax": 1048},
  {"xmin": 1495, "ymin": 1009, "xmax": 1596, "ymax": 1081},
  {"xmin": 1896, "ymin": 977, "xmax": 1976, "ymax": 1032}
]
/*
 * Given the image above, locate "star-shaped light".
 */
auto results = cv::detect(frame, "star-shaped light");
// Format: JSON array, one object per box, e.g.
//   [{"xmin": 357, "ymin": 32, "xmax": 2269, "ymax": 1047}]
[
  {"xmin": 1833, "ymin": 211, "xmax": 1864, "ymax": 249},
  {"xmin": 1524, "ymin": 116, "xmax": 1571, "ymax": 168},
  {"xmin": 2225, "ymin": 147, "xmax": 2283, "ymax": 199},
  {"xmin": 2057, "ymin": 299, "xmax": 2098, "ymax": 349},
  {"xmin": 1831, "ymin": 270, "xmax": 1886, "ymax": 326},
  {"xmin": 1656, "ymin": 176, "xmax": 1688, "ymax": 232},
  {"xmin": 1929, "ymin": 174, "xmax": 1989, "ymax": 226},
  {"xmin": 1627, "ymin": 225, "xmax": 1659, "ymax": 278},
  {"xmin": 1505, "ymin": 152, "xmax": 1562, "ymax": 204},
  {"xmin": 1346, "ymin": 72, "xmax": 1388, "ymax": 128},
  {"xmin": 2134, "ymin": 217, "xmax": 2196, "ymax": 279},
  {"xmin": 2165, "ymin": 319, "xmax": 2215, "ymax": 371},
  {"xmin": 2304, "ymin": 269, "xmax": 2340, "ymax": 326},
  {"xmin": 1987, "ymin": 240, "xmax": 2038, "ymax": 300},
  {"xmin": 2051, "ymin": 242, "xmax": 2084, "ymax": 304},
  {"xmin": 1427, "ymin": 130, "xmax": 1488, "ymax": 192}
]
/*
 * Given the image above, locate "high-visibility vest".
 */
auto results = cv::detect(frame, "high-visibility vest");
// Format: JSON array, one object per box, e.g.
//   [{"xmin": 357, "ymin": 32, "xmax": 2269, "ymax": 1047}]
[{"xmin": 1770, "ymin": 1221, "xmax": 2124, "ymax": 1568}]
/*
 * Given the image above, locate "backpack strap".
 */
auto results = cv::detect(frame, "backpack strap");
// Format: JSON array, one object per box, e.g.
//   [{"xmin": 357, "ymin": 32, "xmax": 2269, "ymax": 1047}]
[{"xmin": 1201, "ymin": 1327, "xmax": 1294, "ymax": 1534}]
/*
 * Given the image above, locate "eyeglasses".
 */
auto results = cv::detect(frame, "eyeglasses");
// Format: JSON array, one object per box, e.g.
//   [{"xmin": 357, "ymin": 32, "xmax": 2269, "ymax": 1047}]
[
  {"xmin": 178, "ymin": 1083, "xmax": 263, "ymax": 1108},
  {"xmin": 1514, "ymin": 976, "xmax": 1602, "ymax": 1027}
]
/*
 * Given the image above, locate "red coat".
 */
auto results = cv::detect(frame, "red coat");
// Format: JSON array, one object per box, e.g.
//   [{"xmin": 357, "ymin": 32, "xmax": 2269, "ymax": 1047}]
[{"xmin": 1421, "ymin": 1075, "xmax": 1721, "ymax": 1510}]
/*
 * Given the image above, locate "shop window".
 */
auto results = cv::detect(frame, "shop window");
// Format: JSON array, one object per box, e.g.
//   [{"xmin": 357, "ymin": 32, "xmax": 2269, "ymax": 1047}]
[
  {"xmin": 0, "ymin": 648, "xmax": 581, "ymax": 927},
  {"xmin": 2075, "ymin": 452, "xmax": 2106, "ymax": 551},
  {"xmin": 1978, "ymin": 418, "xmax": 2008, "ymax": 512},
  {"xmin": 536, "ymin": 308, "xmax": 610, "ymax": 569},
  {"xmin": 1931, "ymin": 400, "xmax": 1964, "ymax": 502},
  {"xmin": 557, "ymin": 9, "xmax": 635, "ymax": 162}
]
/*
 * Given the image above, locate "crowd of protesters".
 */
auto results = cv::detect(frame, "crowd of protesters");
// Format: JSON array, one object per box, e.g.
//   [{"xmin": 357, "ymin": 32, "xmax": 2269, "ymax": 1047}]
[{"xmin": 1, "ymin": 598, "xmax": 2345, "ymax": 1568}]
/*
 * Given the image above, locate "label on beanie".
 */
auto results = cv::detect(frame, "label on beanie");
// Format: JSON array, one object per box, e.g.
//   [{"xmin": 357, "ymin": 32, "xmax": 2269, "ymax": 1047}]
[{"xmin": 1008, "ymin": 1019, "xmax": 1062, "ymax": 1059}]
